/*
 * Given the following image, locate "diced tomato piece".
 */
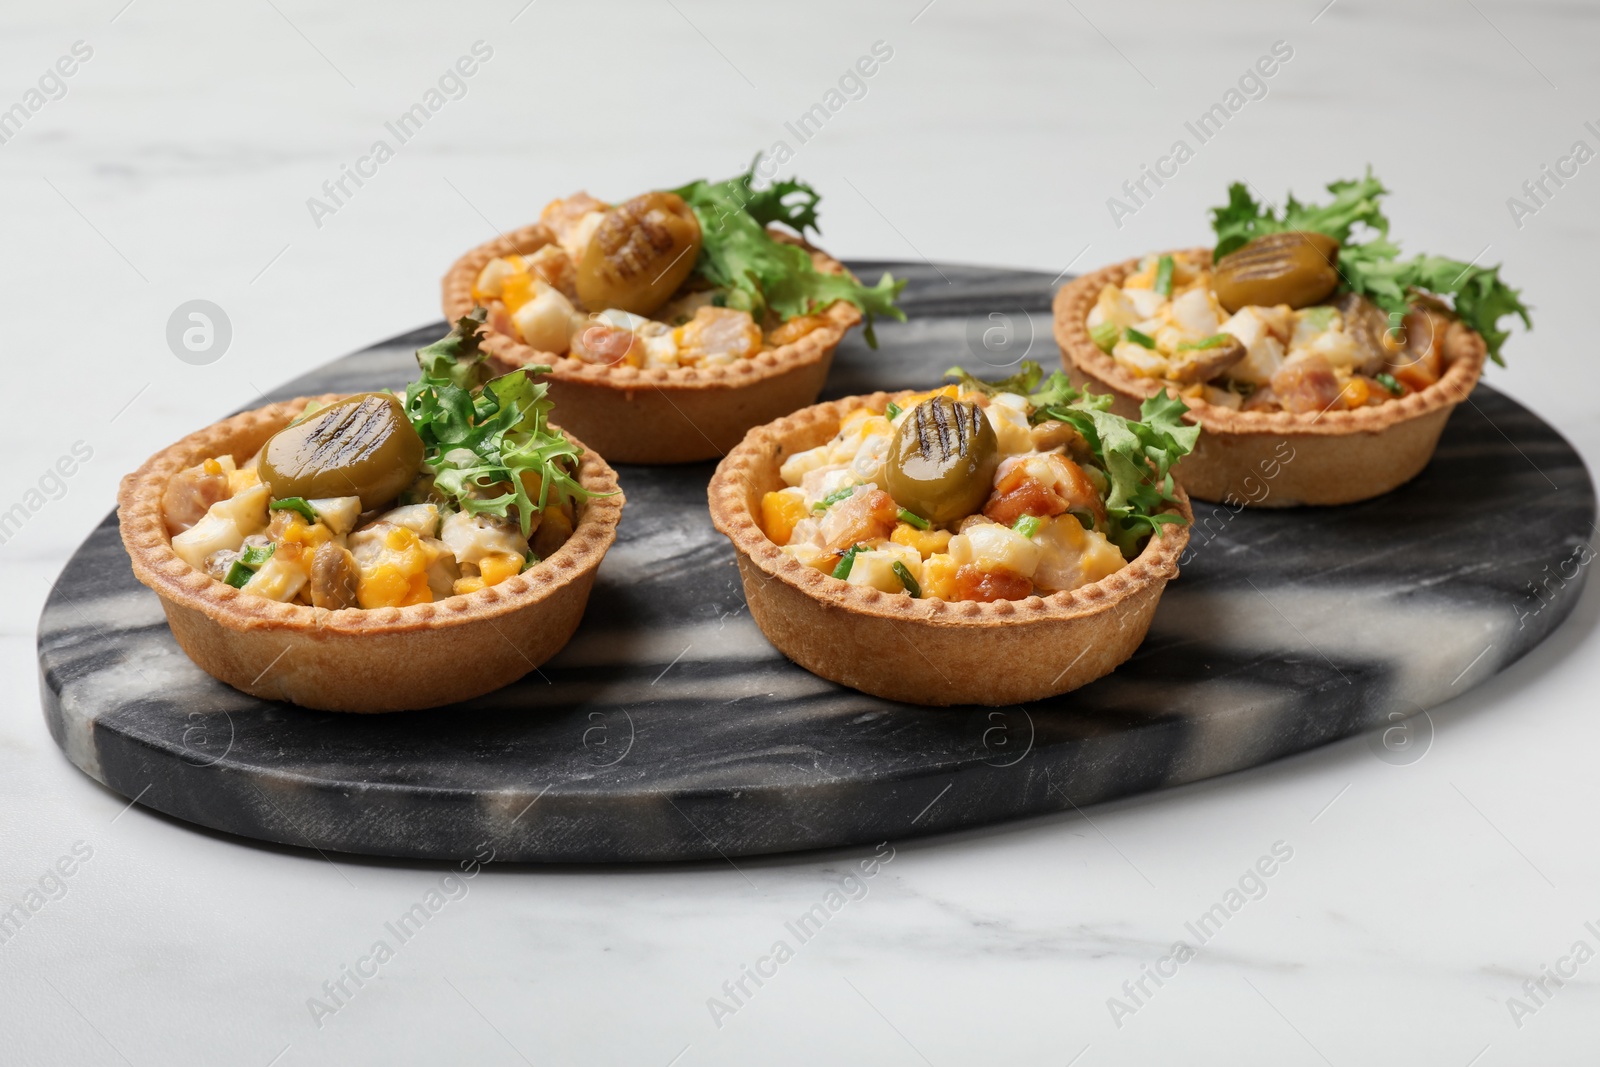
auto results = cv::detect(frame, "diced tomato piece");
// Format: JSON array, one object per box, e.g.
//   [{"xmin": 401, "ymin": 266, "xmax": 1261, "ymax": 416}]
[
  {"xmin": 952, "ymin": 564, "xmax": 1033, "ymax": 603},
  {"xmin": 1270, "ymin": 355, "xmax": 1342, "ymax": 415},
  {"xmin": 820, "ymin": 489, "xmax": 898, "ymax": 550},
  {"xmin": 982, "ymin": 454, "xmax": 1105, "ymax": 527}
]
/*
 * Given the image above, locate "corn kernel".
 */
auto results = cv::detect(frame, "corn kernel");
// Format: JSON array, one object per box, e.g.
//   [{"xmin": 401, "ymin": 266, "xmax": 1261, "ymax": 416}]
[
  {"xmin": 479, "ymin": 553, "xmax": 523, "ymax": 587},
  {"xmin": 920, "ymin": 553, "xmax": 959, "ymax": 601},
  {"xmin": 453, "ymin": 576, "xmax": 487, "ymax": 597},
  {"xmin": 1340, "ymin": 378, "xmax": 1371, "ymax": 409},
  {"xmin": 501, "ymin": 270, "xmax": 534, "ymax": 314},
  {"xmin": 760, "ymin": 489, "xmax": 808, "ymax": 545},
  {"xmin": 890, "ymin": 523, "xmax": 953, "ymax": 559}
]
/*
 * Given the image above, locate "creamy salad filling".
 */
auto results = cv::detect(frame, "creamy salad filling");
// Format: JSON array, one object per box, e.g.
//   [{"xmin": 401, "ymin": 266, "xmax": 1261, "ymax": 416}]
[
  {"xmin": 1087, "ymin": 250, "xmax": 1458, "ymax": 414},
  {"xmin": 473, "ymin": 166, "xmax": 906, "ymax": 369},
  {"xmin": 1089, "ymin": 171, "xmax": 1531, "ymax": 415},
  {"xmin": 759, "ymin": 364, "xmax": 1197, "ymax": 604},
  {"xmin": 161, "ymin": 313, "xmax": 592, "ymax": 610}
]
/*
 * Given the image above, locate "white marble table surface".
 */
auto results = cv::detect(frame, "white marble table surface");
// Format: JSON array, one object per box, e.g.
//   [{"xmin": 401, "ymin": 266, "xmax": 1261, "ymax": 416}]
[{"xmin": 4, "ymin": 0, "xmax": 1599, "ymax": 1063}]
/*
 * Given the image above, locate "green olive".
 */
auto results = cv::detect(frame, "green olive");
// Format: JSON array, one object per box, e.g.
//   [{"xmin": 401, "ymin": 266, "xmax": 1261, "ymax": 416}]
[
  {"xmin": 576, "ymin": 191, "xmax": 703, "ymax": 316},
  {"xmin": 884, "ymin": 397, "xmax": 999, "ymax": 526},
  {"xmin": 1213, "ymin": 231, "xmax": 1340, "ymax": 313},
  {"xmin": 259, "ymin": 392, "xmax": 423, "ymax": 511}
]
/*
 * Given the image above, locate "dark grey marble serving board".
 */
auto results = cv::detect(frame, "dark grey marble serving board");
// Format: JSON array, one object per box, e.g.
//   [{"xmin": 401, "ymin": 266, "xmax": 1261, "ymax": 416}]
[{"xmin": 39, "ymin": 261, "xmax": 1594, "ymax": 862}]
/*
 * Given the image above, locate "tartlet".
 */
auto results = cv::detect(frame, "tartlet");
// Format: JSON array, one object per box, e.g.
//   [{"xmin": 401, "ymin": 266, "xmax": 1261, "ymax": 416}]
[
  {"xmin": 1056, "ymin": 172, "xmax": 1527, "ymax": 507},
  {"xmin": 119, "ymin": 396, "xmax": 622, "ymax": 712},
  {"xmin": 440, "ymin": 167, "xmax": 904, "ymax": 465},
  {"xmin": 708, "ymin": 385, "xmax": 1192, "ymax": 706},
  {"xmin": 443, "ymin": 224, "xmax": 860, "ymax": 464},
  {"xmin": 1055, "ymin": 249, "xmax": 1487, "ymax": 506}
]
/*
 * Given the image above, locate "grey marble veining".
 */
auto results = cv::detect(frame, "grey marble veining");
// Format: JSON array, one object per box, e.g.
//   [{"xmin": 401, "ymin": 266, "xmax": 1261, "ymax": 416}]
[{"xmin": 37, "ymin": 261, "xmax": 1595, "ymax": 862}]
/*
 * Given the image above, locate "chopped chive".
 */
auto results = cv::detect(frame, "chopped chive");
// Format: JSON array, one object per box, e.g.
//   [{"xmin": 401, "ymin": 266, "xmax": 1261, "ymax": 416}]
[
  {"xmin": 885, "ymin": 401, "xmax": 902, "ymax": 420},
  {"xmin": 269, "ymin": 497, "xmax": 317, "ymax": 523},
  {"xmin": 1176, "ymin": 333, "xmax": 1231, "ymax": 351},
  {"xmin": 891, "ymin": 561, "xmax": 921, "ymax": 598},
  {"xmin": 831, "ymin": 544, "xmax": 867, "ymax": 580},
  {"xmin": 239, "ymin": 543, "xmax": 275, "ymax": 569},
  {"xmin": 896, "ymin": 508, "xmax": 929, "ymax": 530},
  {"xmin": 224, "ymin": 561, "xmax": 254, "ymax": 588},
  {"xmin": 224, "ymin": 542, "xmax": 275, "ymax": 588},
  {"xmin": 1375, "ymin": 372, "xmax": 1403, "ymax": 395},
  {"xmin": 1299, "ymin": 306, "xmax": 1338, "ymax": 331},
  {"xmin": 1088, "ymin": 321, "xmax": 1120, "ymax": 353},
  {"xmin": 812, "ymin": 486, "xmax": 856, "ymax": 512},
  {"xmin": 1012, "ymin": 515, "xmax": 1042, "ymax": 539},
  {"xmin": 1154, "ymin": 255, "xmax": 1174, "ymax": 298},
  {"xmin": 1125, "ymin": 327, "xmax": 1157, "ymax": 349}
]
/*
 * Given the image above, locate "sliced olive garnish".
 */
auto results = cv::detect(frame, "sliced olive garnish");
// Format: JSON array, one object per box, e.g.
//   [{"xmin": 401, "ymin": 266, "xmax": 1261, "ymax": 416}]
[
  {"xmin": 259, "ymin": 392, "xmax": 423, "ymax": 511},
  {"xmin": 1213, "ymin": 231, "xmax": 1340, "ymax": 313},
  {"xmin": 884, "ymin": 397, "xmax": 999, "ymax": 526},
  {"xmin": 576, "ymin": 191, "xmax": 703, "ymax": 316}
]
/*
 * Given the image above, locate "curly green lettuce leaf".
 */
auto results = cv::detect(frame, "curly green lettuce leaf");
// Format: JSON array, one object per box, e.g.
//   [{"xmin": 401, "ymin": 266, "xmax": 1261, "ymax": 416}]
[
  {"xmin": 945, "ymin": 362, "xmax": 1198, "ymax": 556},
  {"xmin": 416, "ymin": 308, "xmax": 490, "ymax": 391},
  {"xmin": 1211, "ymin": 172, "xmax": 1390, "ymax": 259},
  {"xmin": 943, "ymin": 362, "xmax": 1044, "ymax": 399},
  {"xmin": 404, "ymin": 312, "xmax": 596, "ymax": 536},
  {"xmin": 672, "ymin": 162, "xmax": 906, "ymax": 347},
  {"xmin": 1210, "ymin": 171, "xmax": 1531, "ymax": 364}
]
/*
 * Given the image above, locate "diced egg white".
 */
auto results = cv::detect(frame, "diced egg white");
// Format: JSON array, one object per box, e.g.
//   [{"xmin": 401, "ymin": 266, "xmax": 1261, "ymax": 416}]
[
  {"xmin": 985, "ymin": 394, "xmax": 1034, "ymax": 455},
  {"xmin": 639, "ymin": 323, "xmax": 679, "ymax": 368},
  {"xmin": 783, "ymin": 543, "xmax": 832, "ymax": 571},
  {"xmin": 375, "ymin": 503, "xmax": 441, "ymax": 538},
  {"xmin": 171, "ymin": 483, "xmax": 270, "ymax": 571},
  {"xmin": 1220, "ymin": 309, "xmax": 1285, "ymax": 386},
  {"xmin": 1126, "ymin": 288, "xmax": 1165, "ymax": 319},
  {"xmin": 512, "ymin": 282, "xmax": 578, "ymax": 354},
  {"xmin": 949, "ymin": 523, "xmax": 1040, "ymax": 580},
  {"xmin": 779, "ymin": 445, "xmax": 832, "ymax": 487},
  {"xmin": 1113, "ymin": 341, "xmax": 1169, "ymax": 378},
  {"xmin": 439, "ymin": 511, "xmax": 529, "ymax": 567},
  {"xmin": 241, "ymin": 552, "xmax": 310, "ymax": 603},
  {"xmin": 1303, "ymin": 328, "xmax": 1360, "ymax": 371},
  {"xmin": 845, "ymin": 541, "xmax": 923, "ymax": 594},
  {"xmin": 1170, "ymin": 287, "xmax": 1220, "ymax": 338},
  {"xmin": 561, "ymin": 211, "xmax": 604, "ymax": 262},
  {"xmin": 308, "ymin": 496, "xmax": 362, "ymax": 535},
  {"xmin": 1031, "ymin": 517, "xmax": 1125, "ymax": 593}
]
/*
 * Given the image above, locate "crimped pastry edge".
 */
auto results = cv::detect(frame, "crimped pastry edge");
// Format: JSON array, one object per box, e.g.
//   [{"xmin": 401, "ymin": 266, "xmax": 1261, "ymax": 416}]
[
  {"xmin": 1052, "ymin": 247, "xmax": 1487, "ymax": 437},
  {"xmin": 707, "ymin": 391, "xmax": 1192, "ymax": 627},
  {"xmin": 117, "ymin": 394, "xmax": 623, "ymax": 637}
]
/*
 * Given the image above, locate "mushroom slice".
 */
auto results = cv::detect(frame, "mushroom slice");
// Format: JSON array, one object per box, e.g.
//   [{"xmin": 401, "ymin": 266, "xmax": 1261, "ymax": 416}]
[{"xmin": 1167, "ymin": 335, "xmax": 1247, "ymax": 385}]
